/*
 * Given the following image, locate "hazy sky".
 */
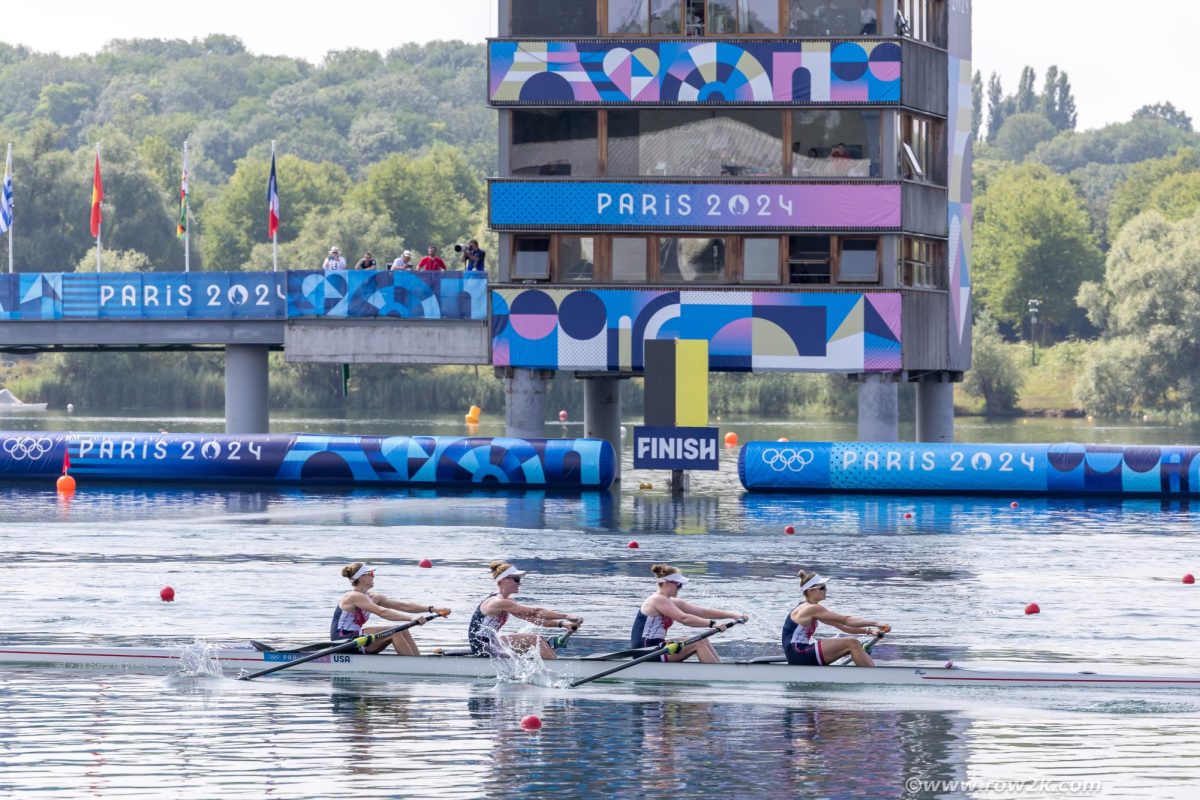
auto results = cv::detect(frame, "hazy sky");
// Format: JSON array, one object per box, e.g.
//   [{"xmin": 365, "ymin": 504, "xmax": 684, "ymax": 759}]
[{"xmin": 2, "ymin": 1, "xmax": 1197, "ymax": 131}]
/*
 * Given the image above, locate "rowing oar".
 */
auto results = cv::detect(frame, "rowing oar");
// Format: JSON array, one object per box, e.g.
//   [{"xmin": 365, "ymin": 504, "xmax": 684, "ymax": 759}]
[
  {"xmin": 239, "ymin": 613, "xmax": 440, "ymax": 681},
  {"xmin": 831, "ymin": 630, "xmax": 885, "ymax": 667},
  {"xmin": 569, "ymin": 619, "xmax": 744, "ymax": 688}
]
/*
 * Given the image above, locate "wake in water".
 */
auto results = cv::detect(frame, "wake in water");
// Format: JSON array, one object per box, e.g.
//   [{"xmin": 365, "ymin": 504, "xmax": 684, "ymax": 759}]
[
  {"xmin": 479, "ymin": 625, "xmax": 574, "ymax": 689},
  {"xmin": 173, "ymin": 639, "xmax": 226, "ymax": 678}
]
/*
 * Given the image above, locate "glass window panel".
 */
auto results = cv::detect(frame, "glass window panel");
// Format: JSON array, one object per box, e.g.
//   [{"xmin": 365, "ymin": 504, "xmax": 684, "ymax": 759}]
[
  {"xmin": 651, "ymin": 0, "xmax": 682, "ymax": 33},
  {"xmin": 741, "ymin": 0, "xmax": 780, "ymax": 33},
  {"xmin": 839, "ymin": 239, "xmax": 878, "ymax": 282},
  {"xmin": 512, "ymin": 0, "xmax": 597, "ymax": 35},
  {"xmin": 511, "ymin": 110, "xmax": 599, "ymax": 177},
  {"xmin": 788, "ymin": 0, "xmax": 876, "ymax": 35},
  {"xmin": 791, "ymin": 109, "xmax": 880, "ymax": 178},
  {"xmin": 609, "ymin": 0, "xmax": 650, "ymax": 33},
  {"xmin": 514, "ymin": 237, "xmax": 550, "ymax": 279},
  {"xmin": 743, "ymin": 238, "xmax": 781, "ymax": 282},
  {"xmin": 558, "ymin": 237, "xmax": 596, "ymax": 282},
  {"xmin": 609, "ymin": 109, "xmax": 783, "ymax": 177},
  {"xmin": 787, "ymin": 235, "xmax": 831, "ymax": 284},
  {"xmin": 707, "ymin": 0, "xmax": 736, "ymax": 33},
  {"xmin": 659, "ymin": 237, "xmax": 725, "ymax": 282},
  {"xmin": 612, "ymin": 237, "xmax": 649, "ymax": 281}
]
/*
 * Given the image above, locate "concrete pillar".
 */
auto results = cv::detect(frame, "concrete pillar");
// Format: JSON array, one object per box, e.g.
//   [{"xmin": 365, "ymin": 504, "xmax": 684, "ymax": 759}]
[
  {"xmin": 504, "ymin": 368, "xmax": 550, "ymax": 439},
  {"xmin": 857, "ymin": 374, "xmax": 899, "ymax": 441},
  {"xmin": 225, "ymin": 344, "xmax": 270, "ymax": 434},
  {"xmin": 583, "ymin": 376, "xmax": 622, "ymax": 482},
  {"xmin": 916, "ymin": 378, "xmax": 955, "ymax": 443}
]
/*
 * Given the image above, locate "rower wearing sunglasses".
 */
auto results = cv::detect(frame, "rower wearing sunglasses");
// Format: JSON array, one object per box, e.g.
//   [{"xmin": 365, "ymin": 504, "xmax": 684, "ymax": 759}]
[
  {"xmin": 468, "ymin": 560, "xmax": 584, "ymax": 659},
  {"xmin": 631, "ymin": 564, "xmax": 749, "ymax": 663},
  {"xmin": 782, "ymin": 569, "xmax": 890, "ymax": 667}
]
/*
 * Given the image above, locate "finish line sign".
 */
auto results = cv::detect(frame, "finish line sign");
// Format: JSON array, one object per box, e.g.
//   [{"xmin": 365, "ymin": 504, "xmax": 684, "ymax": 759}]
[{"xmin": 633, "ymin": 426, "xmax": 720, "ymax": 471}]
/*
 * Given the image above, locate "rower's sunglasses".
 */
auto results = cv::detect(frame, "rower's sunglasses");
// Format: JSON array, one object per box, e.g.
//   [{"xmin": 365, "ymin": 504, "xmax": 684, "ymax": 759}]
[
  {"xmin": 508, "ymin": 576, "xmax": 522, "ymax": 584},
  {"xmin": 812, "ymin": 585, "xmax": 827, "ymax": 591}
]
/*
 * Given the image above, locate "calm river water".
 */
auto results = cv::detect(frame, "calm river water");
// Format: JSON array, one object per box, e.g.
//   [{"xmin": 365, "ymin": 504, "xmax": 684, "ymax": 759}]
[{"xmin": 2, "ymin": 411, "xmax": 1199, "ymax": 798}]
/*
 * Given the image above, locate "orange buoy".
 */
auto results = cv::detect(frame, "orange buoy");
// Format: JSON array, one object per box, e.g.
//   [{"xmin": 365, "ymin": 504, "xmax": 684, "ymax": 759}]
[
  {"xmin": 465, "ymin": 404, "xmax": 482, "ymax": 424},
  {"xmin": 56, "ymin": 474, "xmax": 76, "ymax": 494},
  {"xmin": 723, "ymin": 432, "xmax": 738, "ymax": 447},
  {"xmin": 777, "ymin": 437, "xmax": 789, "ymax": 442}
]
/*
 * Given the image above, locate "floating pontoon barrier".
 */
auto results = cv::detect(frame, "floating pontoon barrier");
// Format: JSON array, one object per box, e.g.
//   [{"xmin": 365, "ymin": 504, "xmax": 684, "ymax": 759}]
[
  {"xmin": 0, "ymin": 432, "xmax": 615, "ymax": 490},
  {"xmin": 739, "ymin": 441, "xmax": 1200, "ymax": 496}
]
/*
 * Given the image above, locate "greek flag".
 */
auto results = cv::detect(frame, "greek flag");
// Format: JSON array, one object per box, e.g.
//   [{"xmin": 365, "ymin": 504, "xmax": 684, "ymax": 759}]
[{"xmin": 0, "ymin": 147, "xmax": 12, "ymax": 235}]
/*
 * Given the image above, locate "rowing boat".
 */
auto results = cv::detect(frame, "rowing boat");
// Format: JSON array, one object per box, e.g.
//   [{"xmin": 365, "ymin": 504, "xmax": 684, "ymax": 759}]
[{"xmin": 2, "ymin": 644, "xmax": 1199, "ymax": 689}]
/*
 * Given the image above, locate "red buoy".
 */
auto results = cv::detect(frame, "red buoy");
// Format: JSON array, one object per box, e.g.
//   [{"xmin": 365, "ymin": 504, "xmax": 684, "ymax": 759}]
[
  {"xmin": 724, "ymin": 432, "xmax": 738, "ymax": 447},
  {"xmin": 520, "ymin": 714, "xmax": 542, "ymax": 731},
  {"xmin": 1184, "ymin": 574, "xmax": 1196, "ymax": 585},
  {"xmin": 56, "ymin": 474, "xmax": 77, "ymax": 494},
  {"xmin": 160, "ymin": 586, "xmax": 175, "ymax": 602},
  {"xmin": 1024, "ymin": 602, "xmax": 1040, "ymax": 615},
  {"xmin": 1010, "ymin": 501, "xmax": 1020, "ymax": 509},
  {"xmin": 903, "ymin": 512, "xmax": 913, "ymax": 520},
  {"xmin": 784, "ymin": 525, "xmax": 795, "ymax": 535},
  {"xmin": 418, "ymin": 558, "xmax": 433, "ymax": 568},
  {"xmin": 627, "ymin": 541, "xmax": 639, "ymax": 549},
  {"xmin": 558, "ymin": 410, "xmax": 568, "ymax": 422}
]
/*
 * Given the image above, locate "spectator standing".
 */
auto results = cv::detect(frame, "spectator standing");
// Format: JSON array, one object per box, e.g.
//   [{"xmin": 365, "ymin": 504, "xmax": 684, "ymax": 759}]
[
  {"xmin": 390, "ymin": 250, "xmax": 415, "ymax": 270},
  {"xmin": 322, "ymin": 247, "xmax": 347, "ymax": 270},
  {"xmin": 355, "ymin": 252, "xmax": 377, "ymax": 270},
  {"xmin": 461, "ymin": 239, "xmax": 487, "ymax": 272},
  {"xmin": 418, "ymin": 245, "xmax": 447, "ymax": 271}
]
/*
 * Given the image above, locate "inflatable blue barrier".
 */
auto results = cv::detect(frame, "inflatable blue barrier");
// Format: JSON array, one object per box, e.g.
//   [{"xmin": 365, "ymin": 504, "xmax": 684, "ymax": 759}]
[
  {"xmin": 739, "ymin": 441, "xmax": 1200, "ymax": 497},
  {"xmin": 0, "ymin": 432, "xmax": 615, "ymax": 490}
]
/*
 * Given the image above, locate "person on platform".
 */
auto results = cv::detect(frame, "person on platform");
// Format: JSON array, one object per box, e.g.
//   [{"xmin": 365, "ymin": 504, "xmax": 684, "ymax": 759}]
[
  {"xmin": 322, "ymin": 247, "xmax": 347, "ymax": 270},
  {"xmin": 333, "ymin": 562, "xmax": 451, "ymax": 655},
  {"xmin": 782, "ymin": 570, "xmax": 889, "ymax": 667},
  {"xmin": 468, "ymin": 561, "xmax": 583, "ymax": 659},
  {"xmin": 631, "ymin": 564, "xmax": 748, "ymax": 663},
  {"xmin": 418, "ymin": 245, "xmax": 447, "ymax": 271},
  {"xmin": 460, "ymin": 239, "xmax": 487, "ymax": 272},
  {"xmin": 390, "ymin": 250, "xmax": 415, "ymax": 270},
  {"xmin": 355, "ymin": 251, "xmax": 377, "ymax": 270}
]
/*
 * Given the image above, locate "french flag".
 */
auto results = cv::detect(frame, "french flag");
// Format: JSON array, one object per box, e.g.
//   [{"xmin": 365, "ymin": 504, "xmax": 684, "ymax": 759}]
[{"xmin": 266, "ymin": 153, "xmax": 280, "ymax": 240}]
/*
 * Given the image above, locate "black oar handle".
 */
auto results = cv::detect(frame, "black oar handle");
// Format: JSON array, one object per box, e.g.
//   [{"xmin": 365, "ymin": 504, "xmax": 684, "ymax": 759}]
[
  {"xmin": 569, "ymin": 619, "xmax": 743, "ymax": 688},
  {"xmin": 239, "ymin": 613, "xmax": 439, "ymax": 681}
]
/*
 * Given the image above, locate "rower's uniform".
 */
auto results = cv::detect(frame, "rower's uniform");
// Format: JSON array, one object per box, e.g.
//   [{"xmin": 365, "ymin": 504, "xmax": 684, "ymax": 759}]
[
  {"xmin": 468, "ymin": 593, "xmax": 510, "ymax": 656},
  {"xmin": 630, "ymin": 606, "xmax": 674, "ymax": 661},
  {"xmin": 331, "ymin": 604, "xmax": 371, "ymax": 652},
  {"xmin": 782, "ymin": 609, "xmax": 826, "ymax": 666}
]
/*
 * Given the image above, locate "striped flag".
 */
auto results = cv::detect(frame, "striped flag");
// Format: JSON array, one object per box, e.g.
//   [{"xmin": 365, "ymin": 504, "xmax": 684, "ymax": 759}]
[
  {"xmin": 0, "ymin": 146, "xmax": 12, "ymax": 235},
  {"xmin": 266, "ymin": 153, "xmax": 279, "ymax": 240},
  {"xmin": 176, "ymin": 144, "xmax": 188, "ymax": 238},
  {"xmin": 89, "ymin": 150, "xmax": 104, "ymax": 238}
]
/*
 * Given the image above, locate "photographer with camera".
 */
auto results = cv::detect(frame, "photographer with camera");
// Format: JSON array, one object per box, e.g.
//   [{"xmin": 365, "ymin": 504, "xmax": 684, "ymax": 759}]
[
  {"xmin": 456, "ymin": 239, "xmax": 487, "ymax": 272},
  {"xmin": 418, "ymin": 245, "xmax": 447, "ymax": 272}
]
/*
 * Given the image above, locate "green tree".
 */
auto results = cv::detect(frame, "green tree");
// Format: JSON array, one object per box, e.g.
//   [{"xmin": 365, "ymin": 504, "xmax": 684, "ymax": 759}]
[
  {"xmin": 1034, "ymin": 118, "xmax": 1200, "ymax": 174},
  {"xmin": 201, "ymin": 154, "xmax": 350, "ymax": 270},
  {"xmin": 974, "ymin": 163, "xmax": 1103, "ymax": 338},
  {"xmin": 986, "ymin": 72, "xmax": 1006, "ymax": 142},
  {"xmin": 352, "ymin": 144, "xmax": 484, "ymax": 254},
  {"xmin": 1052, "ymin": 72, "xmax": 1078, "ymax": 132},
  {"xmin": 35, "ymin": 82, "xmax": 94, "ymax": 127},
  {"xmin": 1014, "ymin": 66, "xmax": 1038, "ymax": 113},
  {"xmin": 1107, "ymin": 148, "xmax": 1200, "ymax": 234},
  {"xmin": 249, "ymin": 202, "xmax": 405, "ymax": 271},
  {"xmin": 962, "ymin": 312, "xmax": 1023, "ymax": 415},
  {"xmin": 1134, "ymin": 102, "xmax": 1193, "ymax": 132},
  {"xmin": 971, "ymin": 70, "xmax": 983, "ymax": 142},
  {"xmin": 1075, "ymin": 212, "xmax": 1200, "ymax": 415},
  {"xmin": 994, "ymin": 112, "xmax": 1057, "ymax": 162}
]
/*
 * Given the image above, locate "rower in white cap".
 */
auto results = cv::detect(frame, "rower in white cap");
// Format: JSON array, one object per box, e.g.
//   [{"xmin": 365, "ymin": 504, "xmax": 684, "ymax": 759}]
[
  {"xmin": 782, "ymin": 569, "xmax": 890, "ymax": 667},
  {"xmin": 332, "ymin": 562, "xmax": 451, "ymax": 655},
  {"xmin": 468, "ymin": 560, "xmax": 584, "ymax": 659},
  {"xmin": 631, "ymin": 564, "xmax": 748, "ymax": 663}
]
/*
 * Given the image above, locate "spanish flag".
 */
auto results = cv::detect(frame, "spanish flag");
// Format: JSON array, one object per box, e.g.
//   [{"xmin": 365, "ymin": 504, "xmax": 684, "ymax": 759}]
[{"xmin": 89, "ymin": 149, "xmax": 103, "ymax": 238}]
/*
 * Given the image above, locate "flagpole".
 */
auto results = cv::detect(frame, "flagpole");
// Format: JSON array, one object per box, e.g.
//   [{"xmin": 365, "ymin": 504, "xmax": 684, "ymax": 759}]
[
  {"xmin": 6, "ymin": 143, "xmax": 12, "ymax": 275},
  {"xmin": 183, "ymin": 140, "xmax": 190, "ymax": 273},
  {"xmin": 95, "ymin": 143, "xmax": 102, "ymax": 273},
  {"xmin": 271, "ymin": 140, "xmax": 278, "ymax": 273}
]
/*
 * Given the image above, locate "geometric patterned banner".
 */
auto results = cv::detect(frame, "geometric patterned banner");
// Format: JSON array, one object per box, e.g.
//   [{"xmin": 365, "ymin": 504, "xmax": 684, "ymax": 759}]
[
  {"xmin": 492, "ymin": 288, "xmax": 901, "ymax": 373},
  {"xmin": 0, "ymin": 271, "xmax": 487, "ymax": 321},
  {"xmin": 287, "ymin": 271, "xmax": 488, "ymax": 320},
  {"xmin": 489, "ymin": 39, "xmax": 901, "ymax": 105},
  {"xmin": 740, "ymin": 441, "xmax": 1200, "ymax": 497}
]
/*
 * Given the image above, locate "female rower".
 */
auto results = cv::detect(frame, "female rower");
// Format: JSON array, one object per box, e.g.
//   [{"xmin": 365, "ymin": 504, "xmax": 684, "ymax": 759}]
[
  {"xmin": 468, "ymin": 560, "xmax": 584, "ymax": 659},
  {"xmin": 631, "ymin": 564, "xmax": 749, "ymax": 663},
  {"xmin": 333, "ymin": 562, "xmax": 451, "ymax": 655},
  {"xmin": 782, "ymin": 570, "xmax": 890, "ymax": 667}
]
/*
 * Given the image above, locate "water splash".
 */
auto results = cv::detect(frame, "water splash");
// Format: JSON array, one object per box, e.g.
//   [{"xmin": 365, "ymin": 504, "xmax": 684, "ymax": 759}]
[
  {"xmin": 480, "ymin": 628, "xmax": 573, "ymax": 689},
  {"xmin": 174, "ymin": 639, "xmax": 226, "ymax": 678}
]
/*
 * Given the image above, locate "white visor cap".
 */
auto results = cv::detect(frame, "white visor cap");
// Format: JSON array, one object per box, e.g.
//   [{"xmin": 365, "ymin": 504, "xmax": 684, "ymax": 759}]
[
  {"xmin": 799, "ymin": 574, "xmax": 832, "ymax": 593},
  {"xmin": 350, "ymin": 563, "xmax": 375, "ymax": 581},
  {"xmin": 658, "ymin": 572, "xmax": 688, "ymax": 586},
  {"xmin": 495, "ymin": 566, "xmax": 528, "ymax": 583}
]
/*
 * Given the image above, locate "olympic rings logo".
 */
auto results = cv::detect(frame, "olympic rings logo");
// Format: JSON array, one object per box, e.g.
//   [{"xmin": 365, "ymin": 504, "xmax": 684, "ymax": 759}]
[
  {"xmin": 761, "ymin": 448, "xmax": 815, "ymax": 472},
  {"xmin": 2, "ymin": 436, "xmax": 55, "ymax": 461}
]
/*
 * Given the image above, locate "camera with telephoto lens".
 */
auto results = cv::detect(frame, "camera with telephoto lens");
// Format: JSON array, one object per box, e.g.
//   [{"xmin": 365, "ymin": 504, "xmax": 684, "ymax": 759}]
[{"xmin": 453, "ymin": 244, "xmax": 465, "ymax": 253}]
